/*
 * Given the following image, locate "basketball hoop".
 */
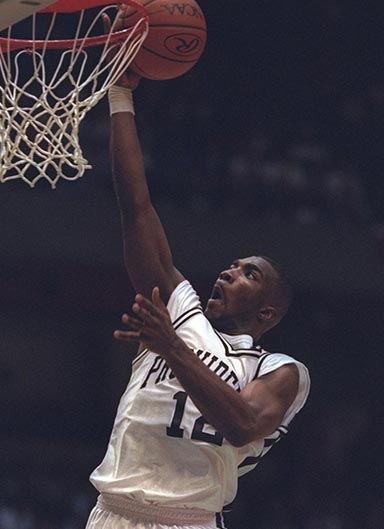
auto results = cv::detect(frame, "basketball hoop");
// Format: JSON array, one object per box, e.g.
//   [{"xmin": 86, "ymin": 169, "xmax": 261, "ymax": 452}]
[{"xmin": 0, "ymin": 0, "xmax": 149, "ymax": 188}]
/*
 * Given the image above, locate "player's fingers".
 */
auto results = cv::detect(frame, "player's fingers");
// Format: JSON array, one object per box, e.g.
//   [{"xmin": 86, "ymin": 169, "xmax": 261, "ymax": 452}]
[
  {"xmin": 132, "ymin": 303, "xmax": 156, "ymax": 323},
  {"xmin": 133, "ymin": 295, "xmax": 159, "ymax": 315},
  {"xmin": 113, "ymin": 329, "xmax": 141, "ymax": 341},
  {"xmin": 121, "ymin": 313, "xmax": 142, "ymax": 330},
  {"xmin": 152, "ymin": 286, "xmax": 159, "ymax": 306},
  {"xmin": 152, "ymin": 286, "xmax": 167, "ymax": 309},
  {"xmin": 102, "ymin": 12, "xmax": 111, "ymax": 33},
  {"xmin": 117, "ymin": 3, "xmax": 131, "ymax": 22},
  {"xmin": 125, "ymin": 69, "xmax": 141, "ymax": 90}
]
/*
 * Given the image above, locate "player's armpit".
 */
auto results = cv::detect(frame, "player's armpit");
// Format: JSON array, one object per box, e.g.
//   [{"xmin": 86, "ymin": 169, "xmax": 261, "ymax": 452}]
[{"xmin": 238, "ymin": 364, "xmax": 299, "ymax": 443}]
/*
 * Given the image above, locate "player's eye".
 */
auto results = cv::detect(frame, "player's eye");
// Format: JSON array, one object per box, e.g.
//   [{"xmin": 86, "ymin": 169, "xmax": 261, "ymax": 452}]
[{"xmin": 245, "ymin": 271, "xmax": 257, "ymax": 280}]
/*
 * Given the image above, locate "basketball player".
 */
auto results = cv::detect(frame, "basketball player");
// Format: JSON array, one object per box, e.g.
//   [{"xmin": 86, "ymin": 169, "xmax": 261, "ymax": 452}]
[{"xmin": 85, "ymin": 15, "xmax": 310, "ymax": 529}]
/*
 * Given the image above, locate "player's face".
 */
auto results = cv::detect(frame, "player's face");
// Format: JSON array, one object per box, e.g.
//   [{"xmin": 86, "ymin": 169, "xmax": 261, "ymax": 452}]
[{"xmin": 205, "ymin": 256, "xmax": 276, "ymax": 334}]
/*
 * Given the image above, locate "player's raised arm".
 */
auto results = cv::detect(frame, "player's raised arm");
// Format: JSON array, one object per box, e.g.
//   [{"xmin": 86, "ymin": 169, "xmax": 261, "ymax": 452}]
[
  {"xmin": 102, "ymin": 7, "xmax": 184, "ymax": 301},
  {"xmin": 108, "ymin": 78, "xmax": 184, "ymax": 301}
]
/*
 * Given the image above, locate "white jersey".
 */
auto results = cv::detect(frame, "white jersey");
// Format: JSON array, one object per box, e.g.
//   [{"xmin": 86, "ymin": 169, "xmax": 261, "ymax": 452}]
[{"xmin": 90, "ymin": 280, "xmax": 310, "ymax": 513}]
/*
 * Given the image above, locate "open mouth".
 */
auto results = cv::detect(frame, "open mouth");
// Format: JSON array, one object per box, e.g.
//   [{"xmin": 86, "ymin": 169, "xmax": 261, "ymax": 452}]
[{"xmin": 209, "ymin": 284, "xmax": 224, "ymax": 302}]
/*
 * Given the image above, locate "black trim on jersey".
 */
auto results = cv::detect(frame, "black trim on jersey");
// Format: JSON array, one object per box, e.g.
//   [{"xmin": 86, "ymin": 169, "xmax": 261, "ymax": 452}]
[
  {"xmin": 216, "ymin": 512, "xmax": 226, "ymax": 529},
  {"xmin": 173, "ymin": 307, "xmax": 203, "ymax": 331},
  {"xmin": 264, "ymin": 430, "xmax": 286, "ymax": 446},
  {"xmin": 238, "ymin": 425, "xmax": 289, "ymax": 468},
  {"xmin": 264, "ymin": 426, "xmax": 288, "ymax": 447},
  {"xmin": 238, "ymin": 454, "xmax": 262, "ymax": 468},
  {"xmin": 172, "ymin": 305, "xmax": 203, "ymax": 328},
  {"xmin": 214, "ymin": 330, "xmax": 264, "ymax": 359},
  {"xmin": 238, "ymin": 426, "xmax": 289, "ymax": 469},
  {"xmin": 132, "ymin": 347, "xmax": 149, "ymax": 366},
  {"xmin": 132, "ymin": 307, "xmax": 202, "ymax": 367},
  {"xmin": 252, "ymin": 352, "xmax": 271, "ymax": 380},
  {"xmin": 214, "ymin": 330, "xmax": 231, "ymax": 355}
]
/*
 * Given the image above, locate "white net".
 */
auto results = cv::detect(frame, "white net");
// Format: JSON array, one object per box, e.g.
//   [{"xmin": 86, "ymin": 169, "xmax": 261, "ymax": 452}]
[{"xmin": 0, "ymin": 2, "xmax": 148, "ymax": 188}]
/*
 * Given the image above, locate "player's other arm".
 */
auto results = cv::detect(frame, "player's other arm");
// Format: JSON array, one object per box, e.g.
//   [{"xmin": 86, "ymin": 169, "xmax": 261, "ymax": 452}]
[
  {"xmin": 116, "ymin": 288, "xmax": 299, "ymax": 447},
  {"xmin": 235, "ymin": 366, "xmax": 299, "ymax": 444},
  {"xmin": 165, "ymin": 344, "xmax": 299, "ymax": 446},
  {"xmin": 110, "ymin": 82, "xmax": 184, "ymax": 301}
]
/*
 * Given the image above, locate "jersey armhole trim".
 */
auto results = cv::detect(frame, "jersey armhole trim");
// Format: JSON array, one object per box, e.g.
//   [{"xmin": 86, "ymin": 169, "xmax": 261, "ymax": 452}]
[
  {"xmin": 252, "ymin": 352, "xmax": 271, "ymax": 380},
  {"xmin": 215, "ymin": 512, "xmax": 227, "ymax": 529}
]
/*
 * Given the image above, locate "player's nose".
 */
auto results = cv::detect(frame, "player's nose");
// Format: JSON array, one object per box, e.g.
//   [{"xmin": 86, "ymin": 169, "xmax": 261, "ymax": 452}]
[{"xmin": 219, "ymin": 269, "xmax": 235, "ymax": 282}]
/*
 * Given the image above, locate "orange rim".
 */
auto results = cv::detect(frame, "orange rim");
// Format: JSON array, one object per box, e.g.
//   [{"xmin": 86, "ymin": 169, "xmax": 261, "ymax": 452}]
[{"xmin": 0, "ymin": 0, "xmax": 148, "ymax": 51}]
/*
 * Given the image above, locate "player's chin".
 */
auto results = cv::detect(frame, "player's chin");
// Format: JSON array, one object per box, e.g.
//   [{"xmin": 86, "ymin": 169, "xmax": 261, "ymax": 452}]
[
  {"xmin": 204, "ymin": 299, "xmax": 223, "ymax": 319},
  {"xmin": 204, "ymin": 300, "xmax": 225, "ymax": 321}
]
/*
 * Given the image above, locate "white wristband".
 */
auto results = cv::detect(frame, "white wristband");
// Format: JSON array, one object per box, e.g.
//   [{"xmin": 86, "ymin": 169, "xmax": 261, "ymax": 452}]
[{"xmin": 108, "ymin": 85, "xmax": 135, "ymax": 116}]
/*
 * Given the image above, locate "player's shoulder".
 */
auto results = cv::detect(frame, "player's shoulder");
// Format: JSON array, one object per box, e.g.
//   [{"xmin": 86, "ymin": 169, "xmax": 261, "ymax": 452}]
[
  {"xmin": 167, "ymin": 279, "xmax": 203, "ymax": 324},
  {"xmin": 252, "ymin": 346, "xmax": 309, "ymax": 376},
  {"xmin": 237, "ymin": 346, "xmax": 310, "ymax": 424},
  {"xmin": 252, "ymin": 347, "xmax": 310, "ymax": 408}
]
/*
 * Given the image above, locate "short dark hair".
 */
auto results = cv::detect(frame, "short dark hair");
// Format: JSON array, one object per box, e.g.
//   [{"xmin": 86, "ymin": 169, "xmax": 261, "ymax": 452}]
[{"xmin": 260, "ymin": 256, "xmax": 293, "ymax": 319}]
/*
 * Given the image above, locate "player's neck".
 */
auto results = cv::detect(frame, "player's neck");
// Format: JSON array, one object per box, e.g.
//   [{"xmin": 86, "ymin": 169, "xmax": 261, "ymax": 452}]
[{"xmin": 212, "ymin": 318, "xmax": 262, "ymax": 341}]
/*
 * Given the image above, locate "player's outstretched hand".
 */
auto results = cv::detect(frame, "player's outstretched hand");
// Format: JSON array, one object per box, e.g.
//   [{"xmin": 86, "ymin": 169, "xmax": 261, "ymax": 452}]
[
  {"xmin": 114, "ymin": 287, "xmax": 180, "ymax": 356},
  {"xmin": 102, "ymin": 7, "xmax": 141, "ymax": 90}
]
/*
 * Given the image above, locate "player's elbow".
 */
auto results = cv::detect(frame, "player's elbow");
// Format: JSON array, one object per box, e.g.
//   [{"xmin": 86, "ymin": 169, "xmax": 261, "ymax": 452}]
[
  {"xmin": 226, "ymin": 413, "xmax": 281, "ymax": 447},
  {"xmin": 226, "ymin": 434, "xmax": 250, "ymax": 448},
  {"xmin": 225, "ymin": 427, "xmax": 258, "ymax": 447}
]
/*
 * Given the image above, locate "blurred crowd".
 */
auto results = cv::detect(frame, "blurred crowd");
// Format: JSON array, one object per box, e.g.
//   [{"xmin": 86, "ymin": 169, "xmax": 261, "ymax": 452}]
[{"xmin": 83, "ymin": 73, "xmax": 384, "ymax": 237}]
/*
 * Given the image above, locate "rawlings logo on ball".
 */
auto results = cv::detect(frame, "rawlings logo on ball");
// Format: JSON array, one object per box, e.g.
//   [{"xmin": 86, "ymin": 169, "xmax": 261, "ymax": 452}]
[
  {"xmin": 165, "ymin": 34, "xmax": 202, "ymax": 55},
  {"xmin": 162, "ymin": 3, "xmax": 204, "ymax": 20}
]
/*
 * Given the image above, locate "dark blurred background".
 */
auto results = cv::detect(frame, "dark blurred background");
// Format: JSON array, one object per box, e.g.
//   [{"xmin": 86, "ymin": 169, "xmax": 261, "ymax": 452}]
[{"xmin": 1, "ymin": 1, "xmax": 383, "ymax": 528}]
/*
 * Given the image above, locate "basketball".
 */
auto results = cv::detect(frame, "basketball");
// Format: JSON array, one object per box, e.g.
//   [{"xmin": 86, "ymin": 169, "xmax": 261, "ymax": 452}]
[{"xmin": 123, "ymin": 0, "xmax": 207, "ymax": 80}]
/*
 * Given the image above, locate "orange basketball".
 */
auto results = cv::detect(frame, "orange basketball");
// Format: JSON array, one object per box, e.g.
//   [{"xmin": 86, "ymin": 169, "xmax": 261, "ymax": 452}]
[{"xmin": 124, "ymin": 0, "xmax": 207, "ymax": 80}]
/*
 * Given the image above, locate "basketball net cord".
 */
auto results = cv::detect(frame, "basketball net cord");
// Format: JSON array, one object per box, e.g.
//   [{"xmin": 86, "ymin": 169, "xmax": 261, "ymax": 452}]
[{"xmin": 0, "ymin": 5, "xmax": 148, "ymax": 188}]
